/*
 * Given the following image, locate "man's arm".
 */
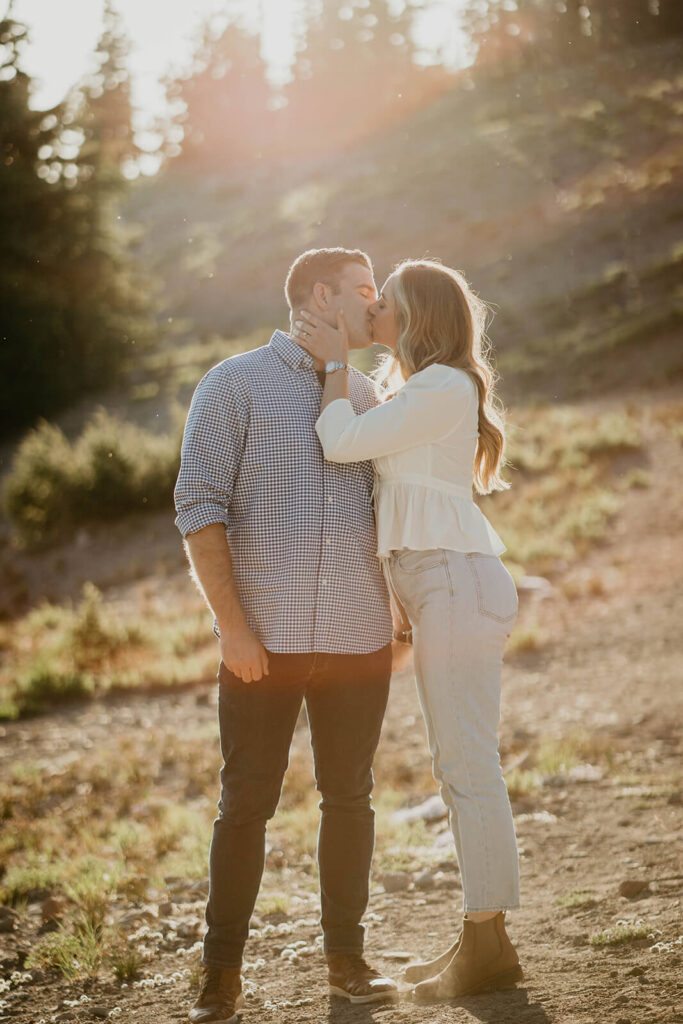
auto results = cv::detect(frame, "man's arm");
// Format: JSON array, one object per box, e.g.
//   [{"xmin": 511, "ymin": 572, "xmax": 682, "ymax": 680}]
[
  {"xmin": 184, "ymin": 523, "xmax": 269, "ymax": 683},
  {"xmin": 175, "ymin": 366, "xmax": 267, "ymax": 683}
]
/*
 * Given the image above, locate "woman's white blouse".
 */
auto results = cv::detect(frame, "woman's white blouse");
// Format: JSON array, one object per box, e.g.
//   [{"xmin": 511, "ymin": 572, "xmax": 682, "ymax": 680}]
[{"xmin": 315, "ymin": 363, "xmax": 506, "ymax": 558}]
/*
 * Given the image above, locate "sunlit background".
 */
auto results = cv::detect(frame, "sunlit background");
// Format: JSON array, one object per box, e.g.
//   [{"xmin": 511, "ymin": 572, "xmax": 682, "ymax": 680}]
[{"xmin": 15, "ymin": 0, "xmax": 470, "ymax": 172}]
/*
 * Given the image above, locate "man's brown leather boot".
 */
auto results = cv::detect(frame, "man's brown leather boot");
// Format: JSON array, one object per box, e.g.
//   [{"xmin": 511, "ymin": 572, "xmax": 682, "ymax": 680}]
[
  {"xmin": 327, "ymin": 953, "xmax": 399, "ymax": 1004},
  {"xmin": 189, "ymin": 965, "xmax": 244, "ymax": 1023},
  {"xmin": 412, "ymin": 913, "xmax": 523, "ymax": 1002},
  {"xmin": 403, "ymin": 931, "xmax": 462, "ymax": 983}
]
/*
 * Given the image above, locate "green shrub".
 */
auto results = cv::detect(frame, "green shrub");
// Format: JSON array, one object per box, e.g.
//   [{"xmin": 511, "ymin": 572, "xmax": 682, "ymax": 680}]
[
  {"xmin": 0, "ymin": 863, "xmax": 62, "ymax": 905},
  {"xmin": 589, "ymin": 920, "xmax": 652, "ymax": 947},
  {"xmin": 3, "ymin": 410, "xmax": 180, "ymax": 548},
  {"xmin": 108, "ymin": 933, "xmax": 146, "ymax": 981},
  {"xmin": 2, "ymin": 422, "xmax": 78, "ymax": 546},
  {"xmin": 15, "ymin": 662, "xmax": 94, "ymax": 717},
  {"xmin": 68, "ymin": 582, "xmax": 141, "ymax": 666},
  {"xmin": 25, "ymin": 915, "xmax": 106, "ymax": 980}
]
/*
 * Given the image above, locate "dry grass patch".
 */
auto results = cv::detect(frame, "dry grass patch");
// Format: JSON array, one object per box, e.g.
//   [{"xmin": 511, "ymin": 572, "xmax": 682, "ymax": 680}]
[
  {"xmin": 481, "ymin": 404, "xmax": 644, "ymax": 575},
  {"xmin": 25, "ymin": 916, "xmax": 107, "ymax": 980},
  {"xmin": 556, "ymin": 889, "xmax": 599, "ymax": 910},
  {"xmin": 507, "ymin": 623, "xmax": 547, "ymax": 654},
  {"xmin": 589, "ymin": 920, "xmax": 652, "ymax": 947},
  {"xmin": 0, "ymin": 584, "xmax": 218, "ymax": 719}
]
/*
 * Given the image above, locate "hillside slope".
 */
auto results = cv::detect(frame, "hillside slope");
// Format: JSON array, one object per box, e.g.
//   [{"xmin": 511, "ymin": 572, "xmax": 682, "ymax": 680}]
[
  {"xmin": 127, "ymin": 39, "xmax": 683, "ymax": 398},
  {"xmin": 0, "ymin": 385, "xmax": 681, "ymax": 1023}
]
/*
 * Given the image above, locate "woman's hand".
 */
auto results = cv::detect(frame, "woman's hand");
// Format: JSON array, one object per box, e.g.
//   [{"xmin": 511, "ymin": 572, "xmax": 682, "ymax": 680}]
[
  {"xmin": 391, "ymin": 638, "xmax": 413, "ymax": 673},
  {"xmin": 291, "ymin": 309, "xmax": 349, "ymax": 363}
]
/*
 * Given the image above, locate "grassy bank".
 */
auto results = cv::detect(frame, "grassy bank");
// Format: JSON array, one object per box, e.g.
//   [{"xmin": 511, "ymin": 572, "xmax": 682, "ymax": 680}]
[{"xmin": 0, "ymin": 396, "xmax": 665, "ymax": 720}]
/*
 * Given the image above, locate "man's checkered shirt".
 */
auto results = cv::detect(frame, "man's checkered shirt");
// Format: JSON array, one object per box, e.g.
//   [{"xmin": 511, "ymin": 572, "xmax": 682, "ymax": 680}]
[{"xmin": 174, "ymin": 330, "xmax": 393, "ymax": 654}]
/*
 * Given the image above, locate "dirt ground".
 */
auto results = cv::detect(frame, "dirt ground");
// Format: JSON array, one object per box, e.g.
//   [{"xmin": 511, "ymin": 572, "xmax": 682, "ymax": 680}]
[{"xmin": 1, "ymin": 398, "xmax": 682, "ymax": 1024}]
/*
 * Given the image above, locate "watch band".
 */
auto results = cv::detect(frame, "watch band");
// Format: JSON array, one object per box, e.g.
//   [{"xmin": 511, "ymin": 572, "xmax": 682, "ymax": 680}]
[{"xmin": 325, "ymin": 360, "xmax": 348, "ymax": 374}]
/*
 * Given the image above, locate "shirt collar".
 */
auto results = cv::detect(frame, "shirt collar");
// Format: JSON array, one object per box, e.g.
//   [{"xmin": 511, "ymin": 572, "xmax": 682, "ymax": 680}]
[{"xmin": 269, "ymin": 329, "xmax": 316, "ymax": 372}]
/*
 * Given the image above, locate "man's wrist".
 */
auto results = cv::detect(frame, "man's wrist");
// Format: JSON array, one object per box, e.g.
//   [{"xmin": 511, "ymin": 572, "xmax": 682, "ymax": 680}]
[{"xmin": 217, "ymin": 614, "xmax": 249, "ymax": 637}]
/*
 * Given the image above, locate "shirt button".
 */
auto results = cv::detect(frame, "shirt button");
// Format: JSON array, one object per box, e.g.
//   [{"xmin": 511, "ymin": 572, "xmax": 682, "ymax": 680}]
[
  {"xmin": 326, "ymin": 538, "xmax": 331, "ymax": 545},
  {"xmin": 328, "ymin": 496, "xmax": 333, "ymax": 503},
  {"xmin": 321, "ymin": 579, "xmax": 328, "ymax": 586}
]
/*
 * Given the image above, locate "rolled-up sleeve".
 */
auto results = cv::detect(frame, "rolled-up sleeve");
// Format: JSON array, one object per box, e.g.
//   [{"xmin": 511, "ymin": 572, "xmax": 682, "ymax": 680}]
[
  {"xmin": 315, "ymin": 364, "xmax": 474, "ymax": 463},
  {"xmin": 174, "ymin": 365, "xmax": 250, "ymax": 537}
]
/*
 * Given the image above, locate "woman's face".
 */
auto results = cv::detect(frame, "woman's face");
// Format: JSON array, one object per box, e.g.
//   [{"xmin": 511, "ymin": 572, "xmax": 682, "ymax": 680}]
[{"xmin": 368, "ymin": 275, "xmax": 400, "ymax": 349}]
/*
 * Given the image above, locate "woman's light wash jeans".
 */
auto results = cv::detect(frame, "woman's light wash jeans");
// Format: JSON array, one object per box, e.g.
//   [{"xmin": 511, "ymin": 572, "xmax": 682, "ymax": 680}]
[{"xmin": 386, "ymin": 547, "xmax": 520, "ymax": 912}]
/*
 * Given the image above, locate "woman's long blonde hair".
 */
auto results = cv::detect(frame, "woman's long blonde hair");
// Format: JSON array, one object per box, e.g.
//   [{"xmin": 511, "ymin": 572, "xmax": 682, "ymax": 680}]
[{"xmin": 373, "ymin": 259, "xmax": 508, "ymax": 494}]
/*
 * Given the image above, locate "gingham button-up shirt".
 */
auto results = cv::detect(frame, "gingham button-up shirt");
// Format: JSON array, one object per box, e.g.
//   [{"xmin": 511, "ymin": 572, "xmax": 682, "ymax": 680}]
[{"xmin": 174, "ymin": 330, "xmax": 393, "ymax": 654}]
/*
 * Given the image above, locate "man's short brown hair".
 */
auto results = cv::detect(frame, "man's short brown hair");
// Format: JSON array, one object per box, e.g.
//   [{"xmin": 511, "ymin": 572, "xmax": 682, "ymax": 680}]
[{"xmin": 284, "ymin": 248, "xmax": 372, "ymax": 310}]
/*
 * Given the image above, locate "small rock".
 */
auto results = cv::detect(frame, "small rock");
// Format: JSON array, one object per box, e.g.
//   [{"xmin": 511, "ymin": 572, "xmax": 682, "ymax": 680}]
[
  {"xmin": 117, "ymin": 908, "xmax": 157, "ymax": 929},
  {"xmin": 391, "ymin": 795, "xmax": 448, "ymax": 825},
  {"xmin": 41, "ymin": 897, "xmax": 65, "ymax": 926},
  {"xmin": 435, "ymin": 872, "xmax": 461, "ymax": 890},
  {"xmin": 0, "ymin": 907, "xmax": 19, "ymax": 933},
  {"xmin": 517, "ymin": 575, "xmax": 554, "ymax": 595},
  {"xmin": 414, "ymin": 871, "xmax": 435, "ymax": 891},
  {"xmin": 381, "ymin": 872, "xmax": 411, "ymax": 893},
  {"xmin": 266, "ymin": 849, "xmax": 288, "ymax": 870},
  {"xmin": 381, "ymin": 951, "xmax": 413, "ymax": 962},
  {"xmin": 90, "ymin": 1006, "xmax": 111, "ymax": 1020},
  {"xmin": 619, "ymin": 880, "xmax": 651, "ymax": 899},
  {"xmin": 566, "ymin": 763, "xmax": 604, "ymax": 783},
  {"xmin": 158, "ymin": 901, "xmax": 174, "ymax": 917},
  {"xmin": 503, "ymin": 750, "xmax": 534, "ymax": 773},
  {"xmin": 626, "ymin": 965, "xmax": 646, "ymax": 977},
  {"xmin": 177, "ymin": 920, "xmax": 200, "ymax": 939},
  {"xmin": 184, "ymin": 780, "xmax": 205, "ymax": 799}
]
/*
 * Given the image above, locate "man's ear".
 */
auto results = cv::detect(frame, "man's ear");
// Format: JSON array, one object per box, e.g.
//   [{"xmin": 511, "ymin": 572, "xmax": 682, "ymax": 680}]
[{"xmin": 312, "ymin": 281, "xmax": 330, "ymax": 311}]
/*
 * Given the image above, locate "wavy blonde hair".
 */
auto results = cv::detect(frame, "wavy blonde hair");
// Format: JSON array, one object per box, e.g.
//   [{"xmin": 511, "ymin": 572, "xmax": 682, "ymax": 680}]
[{"xmin": 373, "ymin": 259, "xmax": 509, "ymax": 494}]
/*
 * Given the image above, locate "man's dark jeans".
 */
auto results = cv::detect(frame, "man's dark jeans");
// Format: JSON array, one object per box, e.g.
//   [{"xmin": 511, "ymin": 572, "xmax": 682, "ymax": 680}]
[{"xmin": 202, "ymin": 645, "xmax": 392, "ymax": 968}]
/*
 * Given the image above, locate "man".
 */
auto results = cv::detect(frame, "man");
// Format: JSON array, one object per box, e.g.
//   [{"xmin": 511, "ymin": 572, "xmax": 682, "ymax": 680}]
[{"xmin": 175, "ymin": 248, "xmax": 399, "ymax": 1023}]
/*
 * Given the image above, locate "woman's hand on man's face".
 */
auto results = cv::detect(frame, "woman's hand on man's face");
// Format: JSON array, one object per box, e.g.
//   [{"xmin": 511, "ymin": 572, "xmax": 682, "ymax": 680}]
[{"xmin": 291, "ymin": 308, "xmax": 349, "ymax": 362}]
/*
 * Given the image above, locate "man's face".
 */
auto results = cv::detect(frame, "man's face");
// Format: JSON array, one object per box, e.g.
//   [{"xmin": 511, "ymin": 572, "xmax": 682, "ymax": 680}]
[{"xmin": 327, "ymin": 263, "xmax": 377, "ymax": 349}]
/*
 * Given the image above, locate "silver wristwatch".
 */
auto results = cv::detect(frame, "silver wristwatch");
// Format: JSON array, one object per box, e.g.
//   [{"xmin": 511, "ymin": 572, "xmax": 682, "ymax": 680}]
[{"xmin": 324, "ymin": 360, "xmax": 348, "ymax": 375}]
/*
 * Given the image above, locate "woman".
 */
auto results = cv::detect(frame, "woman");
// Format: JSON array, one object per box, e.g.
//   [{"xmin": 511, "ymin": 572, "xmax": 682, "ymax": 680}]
[{"xmin": 290, "ymin": 258, "xmax": 522, "ymax": 1001}]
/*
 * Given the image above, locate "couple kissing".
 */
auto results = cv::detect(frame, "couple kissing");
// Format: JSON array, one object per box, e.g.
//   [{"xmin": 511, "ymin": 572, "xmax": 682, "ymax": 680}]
[{"xmin": 174, "ymin": 247, "xmax": 522, "ymax": 1022}]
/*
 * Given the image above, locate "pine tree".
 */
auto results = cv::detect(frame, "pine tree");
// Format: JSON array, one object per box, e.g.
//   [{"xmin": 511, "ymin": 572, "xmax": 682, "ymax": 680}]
[
  {"xmin": 166, "ymin": 17, "xmax": 273, "ymax": 169},
  {"xmin": 283, "ymin": 0, "xmax": 448, "ymax": 155},
  {"xmin": 464, "ymin": 0, "xmax": 683, "ymax": 74},
  {"xmin": 0, "ymin": 7, "xmax": 151, "ymax": 435},
  {"xmin": 0, "ymin": 15, "xmax": 78, "ymax": 430},
  {"xmin": 76, "ymin": 0, "xmax": 139, "ymax": 184},
  {"xmin": 463, "ymin": 0, "xmax": 592, "ymax": 75}
]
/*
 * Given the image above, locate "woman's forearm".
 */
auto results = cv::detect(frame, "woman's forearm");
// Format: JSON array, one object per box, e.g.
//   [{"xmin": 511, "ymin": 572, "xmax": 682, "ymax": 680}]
[{"xmin": 321, "ymin": 366, "xmax": 349, "ymax": 411}]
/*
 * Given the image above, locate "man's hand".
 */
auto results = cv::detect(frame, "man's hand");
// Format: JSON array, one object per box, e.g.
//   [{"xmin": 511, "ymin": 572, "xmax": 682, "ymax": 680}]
[{"xmin": 219, "ymin": 621, "xmax": 270, "ymax": 683}]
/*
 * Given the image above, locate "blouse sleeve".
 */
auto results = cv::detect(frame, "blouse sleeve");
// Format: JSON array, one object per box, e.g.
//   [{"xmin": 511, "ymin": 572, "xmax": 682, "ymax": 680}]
[{"xmin": 315, "ymin": 365, "xmax": 474, "ymax": 463}]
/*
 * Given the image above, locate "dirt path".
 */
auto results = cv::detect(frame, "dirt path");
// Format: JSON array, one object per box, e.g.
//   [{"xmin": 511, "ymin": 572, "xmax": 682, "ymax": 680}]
[
  {"xmin": 2, "ymin": 566, "xmax": 681, "ymax": 1024},
  {"xmin": 1, "ymin": 398, "xmax": 682, "ymax": 1024}
]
